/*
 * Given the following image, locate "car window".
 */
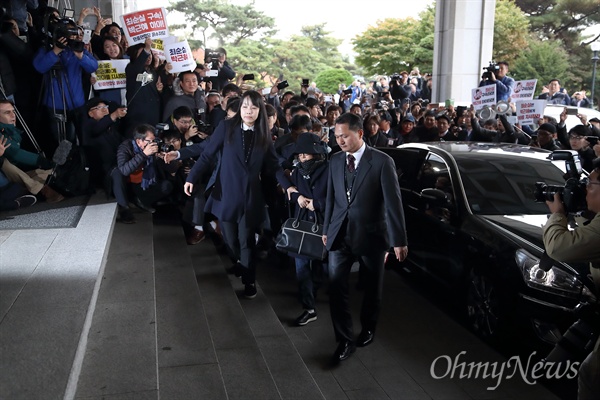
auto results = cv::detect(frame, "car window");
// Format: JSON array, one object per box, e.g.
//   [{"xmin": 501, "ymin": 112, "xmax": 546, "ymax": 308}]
[
  {"xmin": 456, "ymin": 155, "xmax": 566, "ymax": 215},
  {"xmin": 379, "ymin": 147, "xmax": 427, "ymax": 190},
  {"xmin": 417, "ymin": 153, "xmax": 455, "ymax": 222}
]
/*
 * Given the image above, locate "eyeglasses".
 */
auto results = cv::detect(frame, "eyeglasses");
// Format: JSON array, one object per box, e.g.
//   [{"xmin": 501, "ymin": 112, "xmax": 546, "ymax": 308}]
[
  {"xmin": 91, "ymin": 105, "xmax": 109, "ymax": 111},
  {"xmin": 177, "ymin": 119, "xmax": 193, "ymax": 125},
  {"xmin": 569, "ymin": 135, "xmax": 584, "ymax": 140}
]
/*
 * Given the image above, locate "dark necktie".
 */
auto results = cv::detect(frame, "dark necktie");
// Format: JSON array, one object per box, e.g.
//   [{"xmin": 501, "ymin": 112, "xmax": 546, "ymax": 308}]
[{"xmin": 347, "ymin": 154, "xmax": 356, "ymax": 173}]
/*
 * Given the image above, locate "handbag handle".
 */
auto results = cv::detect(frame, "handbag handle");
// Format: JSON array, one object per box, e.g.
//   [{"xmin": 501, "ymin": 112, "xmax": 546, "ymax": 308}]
[{"xmin": 293, "ymin": 208, "xmax": 321, "ymax": 233}]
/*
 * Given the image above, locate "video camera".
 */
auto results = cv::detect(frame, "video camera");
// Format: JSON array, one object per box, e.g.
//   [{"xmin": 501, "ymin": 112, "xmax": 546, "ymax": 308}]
[
  {"xmin": 533, "ymin": 150, "xmax": 587, "ymax": 214},
  {"xmin": 43, "ymin": 12, "xmax": 83, "ymax": 51},
  {"xmin": 482, "ymin": 62, "xmax": 500, "ymax": 80}
]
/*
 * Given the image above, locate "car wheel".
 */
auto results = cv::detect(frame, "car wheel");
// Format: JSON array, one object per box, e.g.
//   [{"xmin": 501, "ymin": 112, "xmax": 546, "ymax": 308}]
[{"xmin": 466, "ymin": 272, "xmax": 501, "ymax": 339}]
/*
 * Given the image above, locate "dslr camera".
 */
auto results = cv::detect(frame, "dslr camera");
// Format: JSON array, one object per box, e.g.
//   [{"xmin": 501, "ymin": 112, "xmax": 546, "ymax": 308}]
[
  {"xmin": 533, "ymin": 150, "xmax": 587, "ymax": 214},
  {"xmin": 482, "ymin": 62, "xmax": 499, "ymax": 80},
  {"xmin": 152, "ymin": 138, "xmax": 174, "ymax": 153}
]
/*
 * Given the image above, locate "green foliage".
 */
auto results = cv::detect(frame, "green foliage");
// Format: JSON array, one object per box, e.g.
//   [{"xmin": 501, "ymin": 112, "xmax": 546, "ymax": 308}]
[
  {"xmin": 492, "ymin": 0, "xmax": 530, "ymax": 65},
  {"xmin": 352, "ymin": 18, "xmax": 418, "ymax": 76},
  {"xmin": 511, "ymin": 38, "xmax": 571, "ymax": 96},
  {"xmin": 168, "ymin": 0, "xmax": 276, "ymax": 46},
  {"xmin": 315, "ymin": 69, "xmax": 354, "ymax": 94}
]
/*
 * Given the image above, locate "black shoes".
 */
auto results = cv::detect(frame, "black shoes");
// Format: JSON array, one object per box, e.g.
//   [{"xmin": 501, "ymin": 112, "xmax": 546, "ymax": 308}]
[
  {"xmin": 134, "ymin": 198, "xmax": 156, "ymax": 213},
  {"xmin": 226, "ymin": 262, "xmax": 243, "ymax": 278},
  {"xmin": 332, "ymin": 340, "xmax": 356, "ymax": 363},
  {"xmin": 244, "ymin": 284, "xmax": 257, "ymax": 299},
  {"xmin": 356, "ymin": 330, "xmax": 375, "ymax": 347},
  {"xmin": 295, "ymin": 310, "xmax": 317, "ymax": 326}
]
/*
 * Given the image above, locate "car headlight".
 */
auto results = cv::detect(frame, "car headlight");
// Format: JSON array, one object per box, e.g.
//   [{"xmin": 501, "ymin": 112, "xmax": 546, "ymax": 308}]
[{"xmin": 515, "ymin": 249, "xmax": 595, "ymax": 301}]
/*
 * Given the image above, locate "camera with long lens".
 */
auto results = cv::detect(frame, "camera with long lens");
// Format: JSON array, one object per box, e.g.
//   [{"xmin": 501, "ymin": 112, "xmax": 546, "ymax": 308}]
[
  {"xmin": 482, "ymin": 62, "xmax": 499, "ymax": 80},
  {"xmin": 533, "ymin": 150, "xmax": 587, "ymax": 214}
]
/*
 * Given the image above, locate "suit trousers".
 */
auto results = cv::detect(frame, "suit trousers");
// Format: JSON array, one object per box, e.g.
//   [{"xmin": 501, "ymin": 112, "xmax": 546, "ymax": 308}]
[
  {"xmin": 221, "ymin": 217, "xmax": 257, "ymax": 285},
  {"xmin": 328, "ymin": 240, "xmax": 386, "ymax": 343}
]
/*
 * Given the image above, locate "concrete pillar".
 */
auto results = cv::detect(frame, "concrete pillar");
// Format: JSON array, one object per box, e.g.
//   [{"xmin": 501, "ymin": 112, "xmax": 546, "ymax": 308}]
[{"xmin": 432, "ymin": 0, "xmax": 496, "ymax": 104}]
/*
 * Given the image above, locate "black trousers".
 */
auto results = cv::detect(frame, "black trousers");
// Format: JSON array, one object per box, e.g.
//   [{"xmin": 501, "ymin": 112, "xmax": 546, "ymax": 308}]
[
  {"xmin": 221, "ymin": 216, "xmax": 257, "ymax": 285},
  {"xmin": 328, "ymin": 239, "xmax": 385, "ymax": 343}
]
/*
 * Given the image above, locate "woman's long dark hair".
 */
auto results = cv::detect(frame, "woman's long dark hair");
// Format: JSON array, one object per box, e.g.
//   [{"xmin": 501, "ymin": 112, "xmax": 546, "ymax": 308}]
[{"xmin": 227, "ymin": 90, "xmax": 270, "ymax": 150}]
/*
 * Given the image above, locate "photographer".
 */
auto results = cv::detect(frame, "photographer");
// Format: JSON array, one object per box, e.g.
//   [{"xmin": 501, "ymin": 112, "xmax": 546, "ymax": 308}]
[
  {"xmin": 33, "ymin": 14, "xmax": 98, "ymax": 146},
  {"xmin": 112, "ymin": 124, "xmax": 174, "ymax": 223},
  {"xmin": 543, "ymin": 159, "xmax": 600, "ymax": 400},
  {"xmin": 205, "ymin": 47, "xmax": 235, "ymax": 93},
  {"xmin": 478, "ymin": 61, "xmax": 515, "ymax": 102},
  {"xmin": 166, "ymin": 106, "xmax": 209, "ymax": 146}
]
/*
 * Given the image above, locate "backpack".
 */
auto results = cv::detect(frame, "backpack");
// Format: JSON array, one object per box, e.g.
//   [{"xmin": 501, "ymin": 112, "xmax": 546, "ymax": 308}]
[{"xmin": 50, "ymin": 145, "xmax": 92, "ymax": 196}]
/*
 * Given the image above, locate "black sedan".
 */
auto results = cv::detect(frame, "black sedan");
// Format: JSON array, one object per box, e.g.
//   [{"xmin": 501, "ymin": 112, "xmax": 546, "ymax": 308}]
[{"xmin": 381, "ymin": 142, "xmax": 596, "ymax": 345}]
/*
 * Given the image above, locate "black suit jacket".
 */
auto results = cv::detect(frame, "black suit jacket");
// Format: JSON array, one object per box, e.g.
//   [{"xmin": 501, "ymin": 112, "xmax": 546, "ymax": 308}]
[{"xmin": 323, "ymin": 145, "xmax": 407, "ymax": 254}]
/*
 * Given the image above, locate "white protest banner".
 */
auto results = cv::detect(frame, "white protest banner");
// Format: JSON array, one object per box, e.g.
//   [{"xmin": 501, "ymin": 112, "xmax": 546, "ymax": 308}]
[
  {"xmin": 471, "ymin": 85, "xmax": 496, "ymax": 111},
  {"xmin": 121, "ymin": 8, "xmax": 169, "ymax": 46},
  {"xmin": 516, "ymin": 100, "xmax": 546, "ymax": 125},
  {"xmin": 511, "ymin": 79, "xmax": 537, "ymax": 101},
  {"xmin": 92, "ymin": 60, "xmax": 130, "ymax": 90},
  {"xmin": 164, "ymin": 40, "xmax": 195, "ymax": 73}
]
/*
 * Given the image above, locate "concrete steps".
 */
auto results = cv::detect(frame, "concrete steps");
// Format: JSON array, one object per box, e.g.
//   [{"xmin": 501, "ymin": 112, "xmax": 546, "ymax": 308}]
[{"xmin": 75, "ymin": 207, "xmax": 322, "ymax": 399}]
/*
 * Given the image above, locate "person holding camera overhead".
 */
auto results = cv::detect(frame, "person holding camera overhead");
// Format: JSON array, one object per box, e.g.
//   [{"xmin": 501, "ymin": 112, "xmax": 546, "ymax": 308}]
[
  {"xmin": 543, "ymin": 158, "xmax": 600, "ymax": 400},
  {"xmin": 184, "ymin": 90, "xmax": 293, "ymax": 299},
  {"xmin": 205, "ymin": 47, "xmax": 235, "ymax": 93},
  {"xmin": 478, "ymin": 61, "xmax": 514, "ymax": 102},
  {"xmin": 33, "ymin": 12, "xmax": 98, "ymax": 146}
]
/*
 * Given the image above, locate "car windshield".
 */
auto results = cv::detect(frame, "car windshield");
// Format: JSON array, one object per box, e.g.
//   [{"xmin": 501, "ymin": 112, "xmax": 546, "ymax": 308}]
[{"xmin": 456, "ymin": 154, "xmax": 568, "ymax": 215}]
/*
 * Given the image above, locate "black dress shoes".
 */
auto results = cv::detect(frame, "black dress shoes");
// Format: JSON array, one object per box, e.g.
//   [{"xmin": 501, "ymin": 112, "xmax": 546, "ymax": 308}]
[
  {"xmin": 356, "ymin": 330, "xmax": 375, "ymax": 347},
  {"xmin": 332, "ymin": 340, "xmax": 356, "ymax": 363}
]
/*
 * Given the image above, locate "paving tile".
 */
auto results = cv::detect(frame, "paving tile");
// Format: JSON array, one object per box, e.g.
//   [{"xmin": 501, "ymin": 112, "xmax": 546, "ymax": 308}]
[
  {"xmin": 156, "ymin": 292, "xmax": 217, "ymax": 368},
  {"xmin": 256, "ymin": 335, "xmax": 325, "ymax": 399},
  {"xmin": 75, "ymin": 389, "xmax": 158, "ymax": 400},
  {"xmin": 9, "ymin": 250, "xmax": 105, "ymax": 309},
  {"xmin": 216, "ymin": 346, "xmax": 280, "ymax": 400},
  {"xmin": 346, "ymin": 386, "xmax": 392, "ymax": 400},
  {"xmin": 158, "ymin": 364, "xmax": 227, "ymax": 400},
  {"xmin": 75, "ymin": 301, "xmax": 157, "ymax": 398},
  {"xmin": 0, "ymin": 304, "xmax": 87, "ymax": 399}
]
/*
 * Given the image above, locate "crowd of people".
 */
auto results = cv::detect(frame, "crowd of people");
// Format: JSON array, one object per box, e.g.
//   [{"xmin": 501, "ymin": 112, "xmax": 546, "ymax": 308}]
[{"xmin": 1, "ymin": 4, "xmax": 600, "ymax": 369}]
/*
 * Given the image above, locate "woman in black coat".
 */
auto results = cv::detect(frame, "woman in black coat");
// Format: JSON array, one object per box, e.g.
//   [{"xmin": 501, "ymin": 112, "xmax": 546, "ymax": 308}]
[
  {"xmin": 184, "ymin": 90, "xmax": 292, "ymax": 298},
  {"xmin": 287, "ymin": 132, "xmax": 329, "ymax": 326}
]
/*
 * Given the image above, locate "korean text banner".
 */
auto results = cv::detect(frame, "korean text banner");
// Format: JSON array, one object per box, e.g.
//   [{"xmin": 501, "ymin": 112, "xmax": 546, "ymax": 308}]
[
  {"xmin": 510, "ymin": 79, "xmax": 537, "ymax": 102},
  {"xmin": 164, "ymin": 40, "xmax": 195, "ymax": 73},
  {"xmin": 121, "ymin": 8, "xmax": 169, "ymax": 46},
  {"xmin": 516, "ymin": 100, "xmax": 546, "ymax": 126},
  {"xmin": 471, "ymin": 85, "xmax": 496, "ymax": 111},
  {"xmin": 93, "ymin": 60, "xmax": 130, "ymax": 90}
]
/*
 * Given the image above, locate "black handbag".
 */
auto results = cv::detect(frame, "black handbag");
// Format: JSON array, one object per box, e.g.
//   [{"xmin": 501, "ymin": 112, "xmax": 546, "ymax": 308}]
[{"xmin": 275, "ymin": 209, "xmax": 327, "ymax": 260}]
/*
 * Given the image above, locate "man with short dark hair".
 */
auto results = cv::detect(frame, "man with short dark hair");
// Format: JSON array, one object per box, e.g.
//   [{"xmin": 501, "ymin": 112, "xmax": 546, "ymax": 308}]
[
  {"xmin": 205, "ymin": 47, "xmax": 235, "ymax": 92},
  {"xmin": 112, "ymin": 124, "xmax": 173, "ymax": 223},
  {"xmin": 478, "ymin": 61, "xmax": 514, "ymax": 102},
  {"xmin": 323, "ymin": 112, "xmax": 408, "ymax": 363},
  {"xmin": 538, "ymin": 79, "xmax": 570, "ymax": 105},
  {"xmin": 163, "ymin": 71, "xmax": 207, "ymax": 125}
]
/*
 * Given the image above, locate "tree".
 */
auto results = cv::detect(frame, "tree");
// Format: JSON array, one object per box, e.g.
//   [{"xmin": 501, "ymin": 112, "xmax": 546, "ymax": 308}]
[
  {"xmin": 352, "ymin": 18, "xmax": 419, "ymax": 76},
  {"xmin": 511, "ymin": 37, "xmax": 571, "ymax": 96},
  {"xmin": 315, "ymin": 69, "xmax": 354, "ymax": 95},
  {"xmin": 492, "ymin": 0, "xmax": 529, "ymax": 65},
  {"xmin": 168, "ymin": 0, "xmax": 277, "ymax": 47}
]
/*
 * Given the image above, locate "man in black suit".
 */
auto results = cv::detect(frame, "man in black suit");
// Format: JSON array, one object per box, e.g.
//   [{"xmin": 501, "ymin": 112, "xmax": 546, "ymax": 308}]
[{"xmin": 322, "ymin": 112, "xmax": 408, "ymax": 363}]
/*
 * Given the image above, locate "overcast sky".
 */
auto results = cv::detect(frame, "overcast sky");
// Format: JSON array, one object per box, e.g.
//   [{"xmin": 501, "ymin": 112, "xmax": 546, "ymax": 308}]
[{"xmin": 143, "ymin": 0, "xmax": 435, "ymax": 56}]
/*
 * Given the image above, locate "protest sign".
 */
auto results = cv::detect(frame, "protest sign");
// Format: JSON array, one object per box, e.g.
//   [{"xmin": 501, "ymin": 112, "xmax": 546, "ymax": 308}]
[
  {"xmin": 92, "ymin": 60, "xmax": 130, "ymax": 90},
  {"xmin": 471, "ymin": 85, "xmax": 496, "ymax": 111},
  {"xmin": 164, "ymin": 40, "xmax": 195, "ymax": 73},
  {"xmin": 121, "ymin": 8, "xmax": 169, "ymax": 46},
  {"xmin": 511, "ymin": 79, "xmax": 537, "ymax": 101},
  {"xmin": 516, "ymin": 100, "xmax": 546, "ymax": 125}
]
